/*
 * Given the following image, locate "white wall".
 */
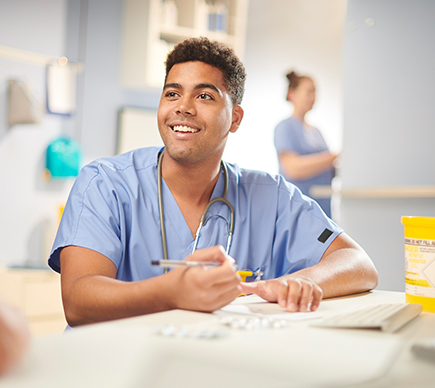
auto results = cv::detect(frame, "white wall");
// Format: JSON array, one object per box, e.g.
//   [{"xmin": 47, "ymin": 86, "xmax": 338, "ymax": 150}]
[
  {"xmin": 224, "ymin": 0, "xmax": 346, "ymax": 174},
  {"xmin": 340, "ymin": 0, "xmax": 435, "ymax": 291},
  {"xmin": 0, "ymin": 0, "xmax": 155, "ymax": 267},
  {"xmin": 0, "ymin": 0, "xmax": 73, "ymax": 267}
]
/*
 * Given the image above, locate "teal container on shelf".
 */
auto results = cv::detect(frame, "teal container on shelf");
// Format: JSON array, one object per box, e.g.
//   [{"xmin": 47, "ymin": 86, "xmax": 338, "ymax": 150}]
[{"xmin": 46, "ymin": 136, "xmax": 82, "ymax": 178}]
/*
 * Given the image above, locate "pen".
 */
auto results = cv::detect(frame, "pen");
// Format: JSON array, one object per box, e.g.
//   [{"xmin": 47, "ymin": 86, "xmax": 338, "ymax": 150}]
[{"xmin": 151, "ymin": 260, "xmax": 222, "ymax": 268}]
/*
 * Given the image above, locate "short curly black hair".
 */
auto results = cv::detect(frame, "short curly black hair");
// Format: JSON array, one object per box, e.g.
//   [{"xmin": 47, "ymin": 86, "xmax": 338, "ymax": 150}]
[{"xmin": 164, "ymin": 37, "xmax": 246, "ymax": 105}]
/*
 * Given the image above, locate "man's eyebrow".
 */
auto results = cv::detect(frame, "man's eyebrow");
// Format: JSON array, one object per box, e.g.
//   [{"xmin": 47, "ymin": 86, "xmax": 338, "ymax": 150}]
[
  {"xmin": 163, "ymin": 82, "xmax": 222, "ymax": 96},
  {"xmin": 194, "ymin": 83, "xmax": 222, "ymax": 96},
  {"xmin": 163, "ymin": 82, "xmax": 182, "ymax": 90}
]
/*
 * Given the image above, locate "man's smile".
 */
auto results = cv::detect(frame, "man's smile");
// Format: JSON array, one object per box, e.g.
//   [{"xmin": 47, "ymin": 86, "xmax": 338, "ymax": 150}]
[{"xmin": 171, "ymin": 125, "xmax": 200, "ymax": 133}]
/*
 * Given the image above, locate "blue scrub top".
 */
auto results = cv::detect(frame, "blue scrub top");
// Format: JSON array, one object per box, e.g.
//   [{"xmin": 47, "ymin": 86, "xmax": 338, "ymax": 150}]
[
  {"xmin": 274, "ymin": 117, "xmax": 334, "ymax": 216},
  {"xmin": 48, "ymin": 147, "xmax": 342, "ymax": 281}
]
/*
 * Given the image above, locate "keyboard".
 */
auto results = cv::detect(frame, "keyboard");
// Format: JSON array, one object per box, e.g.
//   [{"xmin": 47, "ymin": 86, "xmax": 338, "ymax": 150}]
[{"xmin": 312, "ymin": 303, "xmax": 422, "ymax": 333}]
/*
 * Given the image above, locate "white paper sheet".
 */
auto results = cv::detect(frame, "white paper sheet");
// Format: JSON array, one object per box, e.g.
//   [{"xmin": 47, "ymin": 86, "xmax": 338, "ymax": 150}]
[{"xmin": 217, "ymin": 295, "xmax": 322, "ymax": 321}]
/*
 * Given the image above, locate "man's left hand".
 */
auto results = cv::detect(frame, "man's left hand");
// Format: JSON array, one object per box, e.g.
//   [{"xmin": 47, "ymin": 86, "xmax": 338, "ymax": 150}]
[{"xmin": 239, "ymin": 277, "xmax": 323, "ymax": 312}]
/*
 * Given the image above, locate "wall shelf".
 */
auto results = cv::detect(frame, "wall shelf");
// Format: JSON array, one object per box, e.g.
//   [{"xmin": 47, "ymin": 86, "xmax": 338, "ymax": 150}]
[
  {"xmin": 0, "ymin": 45, "xmax": 83, "ymax": 72},
  {"xmin": 310, "ymin": 185, "xmax": 435, "ymax": 199},
  {"xmin": 120, "ymin": 0, "xmax": 248, "ymax": 89}
]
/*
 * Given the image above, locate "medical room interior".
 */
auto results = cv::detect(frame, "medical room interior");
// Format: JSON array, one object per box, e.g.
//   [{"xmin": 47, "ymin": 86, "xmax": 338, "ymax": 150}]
[{"xmin": 0, "ymin": 0, "xmax": 434, "ymax": 340}]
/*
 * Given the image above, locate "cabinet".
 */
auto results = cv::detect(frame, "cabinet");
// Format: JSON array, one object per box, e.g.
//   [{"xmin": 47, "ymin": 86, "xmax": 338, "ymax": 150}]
[
  {"xmin": 120, "ymin": 0, "xmax": 249, "ymax": 89},
  {"xmin": 0, "ymin": 268, "xmax": 66, "ymax": 336}
]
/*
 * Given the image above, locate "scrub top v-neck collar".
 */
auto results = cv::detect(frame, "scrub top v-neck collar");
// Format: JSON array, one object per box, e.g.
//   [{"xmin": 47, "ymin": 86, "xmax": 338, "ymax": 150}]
[{"xmin": 158, "ymin": 163, "xmax": 227, "ymax": 256}]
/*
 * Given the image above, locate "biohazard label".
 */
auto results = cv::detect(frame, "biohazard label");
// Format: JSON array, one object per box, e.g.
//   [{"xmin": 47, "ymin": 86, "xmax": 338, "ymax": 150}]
[{"xmin": 405, "ymin": 238, "xmax": 435, "ymax": 298}]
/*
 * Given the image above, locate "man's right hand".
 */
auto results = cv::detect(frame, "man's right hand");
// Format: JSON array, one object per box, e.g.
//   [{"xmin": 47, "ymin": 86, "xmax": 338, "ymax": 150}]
[{"xmin": 166, "ymin": 245, "xmax": 241, "ymax": 312}]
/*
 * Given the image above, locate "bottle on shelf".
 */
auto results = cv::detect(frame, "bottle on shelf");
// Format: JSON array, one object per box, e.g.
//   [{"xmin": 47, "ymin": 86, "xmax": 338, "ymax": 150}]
[
  {"xmin": 161, "ymin": 0, "xmax": 178, "ymax": 27},
  {"xmin": 207, "ymin": 2, "xmax": 217, "ymax": 31},
  {"xmin": 207, "ymin": 1, "xmax": 228, "ymax": 33},
  {"xmin": 215, "ymin": 1, "xmax": 228, "ymax": 33}
]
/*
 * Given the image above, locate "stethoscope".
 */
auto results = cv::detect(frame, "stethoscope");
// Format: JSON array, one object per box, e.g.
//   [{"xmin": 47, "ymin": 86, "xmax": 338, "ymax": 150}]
[{"xmin": 157, "ymin": 152, "xmax": 235, "ymax": 272}]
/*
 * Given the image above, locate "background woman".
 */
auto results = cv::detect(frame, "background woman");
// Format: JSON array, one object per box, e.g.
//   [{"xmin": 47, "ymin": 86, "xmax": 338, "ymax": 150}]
[{"xmin": 274, "ymin": 71, "xmax": 338, "ymax": 218}]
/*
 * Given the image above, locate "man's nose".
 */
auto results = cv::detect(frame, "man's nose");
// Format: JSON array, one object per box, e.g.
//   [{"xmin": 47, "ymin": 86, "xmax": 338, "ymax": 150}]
[{"xmin": 176, "ymin": 97, "xmax": 196, "ymax": 116}]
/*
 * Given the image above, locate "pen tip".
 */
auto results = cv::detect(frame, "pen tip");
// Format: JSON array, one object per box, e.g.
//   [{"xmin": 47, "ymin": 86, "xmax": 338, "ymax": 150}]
[{"xmin": 151, "ymin": 261, "xmax": 159, "ymax": 265}]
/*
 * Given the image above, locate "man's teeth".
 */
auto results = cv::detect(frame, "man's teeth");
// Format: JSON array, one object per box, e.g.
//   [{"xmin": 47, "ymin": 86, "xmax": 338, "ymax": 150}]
[{"xmin": 173, "ymin": 125, "xmax": 199, "ymax": 133}]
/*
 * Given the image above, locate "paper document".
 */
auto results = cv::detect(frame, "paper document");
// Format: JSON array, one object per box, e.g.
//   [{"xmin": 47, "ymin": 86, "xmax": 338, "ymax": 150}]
[{"xmin": 217, "ymin": 295, "xmax": 322, "ymax": 321}]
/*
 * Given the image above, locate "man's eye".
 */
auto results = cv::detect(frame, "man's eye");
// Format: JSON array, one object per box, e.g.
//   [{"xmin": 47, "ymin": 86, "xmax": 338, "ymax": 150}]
[
  {"xmin": 166, "ymin": 92, "xmax": 178, "ymax": 98},
  {"xmin": 199, "ymin": 93, "xmax": 212, "ymax": 100}
]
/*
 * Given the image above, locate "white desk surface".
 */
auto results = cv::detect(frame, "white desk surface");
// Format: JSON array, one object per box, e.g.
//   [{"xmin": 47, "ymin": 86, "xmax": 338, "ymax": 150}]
[{"xmin": 2, "ymin": 290, "xmax": 435, "ymax": 388}]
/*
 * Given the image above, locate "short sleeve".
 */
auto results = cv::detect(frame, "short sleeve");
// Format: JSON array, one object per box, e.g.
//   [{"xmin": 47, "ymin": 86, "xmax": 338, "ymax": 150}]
[
  {"xmin": 271, "ymin": 177, "xmax": 343, "ymax": 277},
  {"xmin": 274, "ymin": 119, "xmax": 299, "ymax": 154},
  {"xmin": 48, "ymin": 163, "xmax": 123, "ymax": 273}
]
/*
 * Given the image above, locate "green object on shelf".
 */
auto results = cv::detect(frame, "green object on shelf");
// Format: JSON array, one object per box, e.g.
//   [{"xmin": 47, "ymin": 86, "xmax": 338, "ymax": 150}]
[{"xmin": 46, "ymin": 137, "xmax": 82, "ymax": 178}]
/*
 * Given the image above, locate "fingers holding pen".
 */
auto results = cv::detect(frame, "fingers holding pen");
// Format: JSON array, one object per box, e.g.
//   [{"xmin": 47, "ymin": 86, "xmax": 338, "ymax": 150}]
[
  {"xmin": 184, "ymin": 245, "xmax": 233, "ymax": 265},
  {"xmin": 169, "ymin": 246, "xmax": 241, "ymax": 311},
  {"xmin": 183, "ymin": 246, "xmax": 238, "ymax": 283},
  {"xmin": 177, "ymin": 267, "xmax": 241, "ymax": 311}
]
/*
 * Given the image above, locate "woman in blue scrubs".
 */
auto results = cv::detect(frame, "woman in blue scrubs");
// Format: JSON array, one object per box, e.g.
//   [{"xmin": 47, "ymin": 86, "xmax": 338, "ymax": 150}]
[{"xmin": 274, "ymin": 71, "xmax": 338, "ymax": 217}]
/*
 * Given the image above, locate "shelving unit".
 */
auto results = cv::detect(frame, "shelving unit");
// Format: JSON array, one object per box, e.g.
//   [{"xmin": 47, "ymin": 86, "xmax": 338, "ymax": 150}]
[{"xmin": 120, "ymin": 0, "xmax": 249, "ymax": 89}]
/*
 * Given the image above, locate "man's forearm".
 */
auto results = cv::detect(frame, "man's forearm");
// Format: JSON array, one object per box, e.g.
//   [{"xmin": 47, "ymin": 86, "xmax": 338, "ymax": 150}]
[
  {"xmin": 287, "ymin": 247, "xmax": 378, "ymax": 299},
  {"xmin": 62, "ymin": 274, "xmax": 174, "ymax": 327},
  {"xmin": 280, "ymin": 151, "xmax": 336, "ymax": 180}
]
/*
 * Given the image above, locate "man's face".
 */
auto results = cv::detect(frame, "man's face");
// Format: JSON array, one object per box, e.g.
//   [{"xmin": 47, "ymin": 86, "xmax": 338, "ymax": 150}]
[{"xmin": 157, "ymin": 61, "xmax": 243, "ymax": 166}]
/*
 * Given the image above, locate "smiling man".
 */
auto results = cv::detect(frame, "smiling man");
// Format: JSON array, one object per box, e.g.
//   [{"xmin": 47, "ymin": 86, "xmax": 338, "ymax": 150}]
[{"xmin": 48, "ymin": 37, "xmax": 378, "ymax": 327}]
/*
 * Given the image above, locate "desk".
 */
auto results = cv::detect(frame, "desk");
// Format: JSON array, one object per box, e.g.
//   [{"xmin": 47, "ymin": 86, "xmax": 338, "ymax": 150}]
[{"xmin": 2, "ymin": 290, "xmax": 435, "ymax": 387}]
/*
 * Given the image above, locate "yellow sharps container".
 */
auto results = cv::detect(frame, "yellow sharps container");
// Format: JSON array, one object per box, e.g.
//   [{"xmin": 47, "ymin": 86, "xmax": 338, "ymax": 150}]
[{"xmin": 401, "ymin": 216, "xmax": 435, "ymax": 312}]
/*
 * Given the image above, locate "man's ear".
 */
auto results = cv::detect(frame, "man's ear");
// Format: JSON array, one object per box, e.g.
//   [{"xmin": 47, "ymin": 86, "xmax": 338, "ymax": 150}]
[{"xmin": 229, "ymin": 105, "xmax": 244, "ymax": 133}]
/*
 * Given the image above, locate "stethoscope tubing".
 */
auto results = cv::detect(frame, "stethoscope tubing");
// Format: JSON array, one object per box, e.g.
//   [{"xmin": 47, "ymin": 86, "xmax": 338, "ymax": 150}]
[
  {"xmin": 157, "ymin": 152, "xmax": 235, "ymax": 269},
  {"xmin": 157, "ymin": 152, "xmax": 168, "ymax": 263}
]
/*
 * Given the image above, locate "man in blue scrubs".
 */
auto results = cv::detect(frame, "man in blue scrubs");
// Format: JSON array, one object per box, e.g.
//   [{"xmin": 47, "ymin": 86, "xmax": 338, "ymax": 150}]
[{"xmin": 49, "ymin": 37, "xmax": 378, "ymax": 327}]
